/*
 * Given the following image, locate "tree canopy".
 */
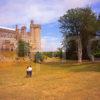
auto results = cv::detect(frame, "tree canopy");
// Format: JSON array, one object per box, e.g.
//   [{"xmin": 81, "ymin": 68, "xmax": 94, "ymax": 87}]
[{"xmin": 59, "ymin": 7, "xmax": 100, "ymax": 59}]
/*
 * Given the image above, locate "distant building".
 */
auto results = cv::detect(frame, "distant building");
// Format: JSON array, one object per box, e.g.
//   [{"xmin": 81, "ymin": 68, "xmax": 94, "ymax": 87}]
[{"xmin": 0, "ymin": 20, "xmax": 41, "ymax": 53}]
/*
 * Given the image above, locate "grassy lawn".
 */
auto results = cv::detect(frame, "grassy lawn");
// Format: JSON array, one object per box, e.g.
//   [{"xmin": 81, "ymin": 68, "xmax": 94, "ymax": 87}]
[{"xmin": 0, "ymin": 58, "xmax": 100, "ymax": 100}]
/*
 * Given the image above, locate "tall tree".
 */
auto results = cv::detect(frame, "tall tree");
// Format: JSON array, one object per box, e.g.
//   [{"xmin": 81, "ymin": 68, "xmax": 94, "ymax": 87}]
[{"xmin": 59, "ymin": 7, "xmax": 100, "ymax": 60}]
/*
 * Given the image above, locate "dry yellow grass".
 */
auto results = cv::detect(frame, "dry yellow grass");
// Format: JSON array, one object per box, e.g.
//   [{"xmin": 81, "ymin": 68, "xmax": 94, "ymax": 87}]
[
  {"xmin": 0, "ymin": 58, "xmax": 100, "ymax": 100},
  {"xmin": 0, "ymin": 51, "xmax": 17, "ymax": 57}
]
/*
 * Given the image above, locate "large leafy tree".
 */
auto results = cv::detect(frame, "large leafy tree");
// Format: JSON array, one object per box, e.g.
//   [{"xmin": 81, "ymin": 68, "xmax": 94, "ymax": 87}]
[
  {"xmin": 17, "ymin": 40, "xmax": 30, "ymax": 57},
  {"xmin": 66, "ymin": 40, "xmax": 78, "ymax": 60},
  {"xmin": 59, "ymin": 7, "xmax": 100, "ymax": 59}
]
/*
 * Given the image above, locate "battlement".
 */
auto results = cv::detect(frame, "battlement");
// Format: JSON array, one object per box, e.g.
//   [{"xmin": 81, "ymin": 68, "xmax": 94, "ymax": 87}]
[
  {"xmin": 33, "ymin": 24, "xmax": 41, "ymax": 28},
  {"xmin": 0, "ymin": 26, "xmax": 15, "ymax": 31},
  {"xmin": 0, "ymin": 20, "xmax": 41, "ymax": 52}
]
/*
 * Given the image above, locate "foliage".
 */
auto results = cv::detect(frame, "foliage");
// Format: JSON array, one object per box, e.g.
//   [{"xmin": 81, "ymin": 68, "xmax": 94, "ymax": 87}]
[
  {"xmin": 59, "ymin": 7, "xmax": 100, "ymax": 59},
  {"xmin": 43, "ymin": 52, "xmax": 53, "ymax": 58},
  {"xmin": 91, "ymin": 40, "xmax": 100, "ymax": 58},
  {"xmin": 17, "ymin": 40, "xmax": 30, "ymax": 57},
  {"xmin": 66, "ymin": 40, "xmax": 78, "ymax": 59},
  {"xmin": 54, "ymin": 48, "xmax": 63, "ymax": 58},
  {"xmin": 42, "ymin": 50, "xmax": 63, "ymax": 59},
  {"xmin": 34, "ymin": 52, "xmax": 44, "ymax": 63}
]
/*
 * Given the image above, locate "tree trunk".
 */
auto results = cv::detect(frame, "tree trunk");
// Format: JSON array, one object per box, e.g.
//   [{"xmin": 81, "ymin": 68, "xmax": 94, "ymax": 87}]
[
  {"xmin": 87, "ymin": 39, "xmax": 95, "ymax": 62},
  {"xmin": 77, "ymin": 38, "xmax": 82, "ymax": 63}
]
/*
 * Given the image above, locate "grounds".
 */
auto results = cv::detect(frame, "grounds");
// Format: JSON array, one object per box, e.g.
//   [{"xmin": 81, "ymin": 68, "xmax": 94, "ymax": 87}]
[{"xmin": 0, "ymin": 58, "xmax": 100, "ymax": 100}]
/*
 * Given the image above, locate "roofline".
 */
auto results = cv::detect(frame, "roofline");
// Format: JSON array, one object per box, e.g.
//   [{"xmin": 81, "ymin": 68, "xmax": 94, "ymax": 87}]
[{"xmin": 0, "ymin": 26, "xmax": 15, "ymax": 31}]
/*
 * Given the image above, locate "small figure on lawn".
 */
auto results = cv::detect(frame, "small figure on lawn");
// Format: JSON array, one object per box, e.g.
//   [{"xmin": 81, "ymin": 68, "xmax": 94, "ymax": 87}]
[{"xmin": 26, "ymin": 66, "xmax": 32, "ymax": 77}]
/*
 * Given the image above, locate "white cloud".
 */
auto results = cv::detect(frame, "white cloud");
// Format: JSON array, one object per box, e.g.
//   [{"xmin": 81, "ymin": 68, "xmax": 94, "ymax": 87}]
[
  {"xmin": 0, "ymin": 0, "xmax": 99, "ymax": 25},
  {"xmin": 41, "ymin": 36, "xmax": 61, "ymax": 51},
  {"xmin": 0, "ymin": 0, "xmax": 99, "ymax": 51}
]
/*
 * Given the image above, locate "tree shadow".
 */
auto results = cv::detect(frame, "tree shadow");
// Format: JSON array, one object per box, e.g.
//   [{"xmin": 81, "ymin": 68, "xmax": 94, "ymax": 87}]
[
  {"xmin": 43, "ymin": 61, "xmax": 100, "ymax": 72},
  {"xmin": 68, "ymin": 64, "xmax": 100, "ymax": 72}
]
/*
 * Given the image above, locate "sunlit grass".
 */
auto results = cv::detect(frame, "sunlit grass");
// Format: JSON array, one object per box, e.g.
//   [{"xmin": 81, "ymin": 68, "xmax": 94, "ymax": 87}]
[
  {"xmin": 0, "ymin": 51, "xmax": 17, "ymax": 57},
  {"xmin": 0, "ymin": 58, "xmax": 100, "ymax": 100}
]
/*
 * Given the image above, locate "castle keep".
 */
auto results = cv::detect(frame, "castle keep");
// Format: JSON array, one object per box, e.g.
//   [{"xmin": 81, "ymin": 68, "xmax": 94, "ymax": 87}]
[{"xmin": 0, "ymin": 20, "xmax": 41, "ymax": 53}]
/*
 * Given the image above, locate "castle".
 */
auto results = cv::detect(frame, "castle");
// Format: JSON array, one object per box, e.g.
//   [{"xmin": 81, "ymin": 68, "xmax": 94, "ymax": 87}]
[{"xmin": 0, "ymin": 20, "xmax": 41, "ymax": 53}]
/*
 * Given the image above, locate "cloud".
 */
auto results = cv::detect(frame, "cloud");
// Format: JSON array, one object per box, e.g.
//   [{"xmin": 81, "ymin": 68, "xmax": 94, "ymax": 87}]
[
  {"xmin": 0, "ymin": 0, "xmax": 99, "ymax": 51},
  {"xmin": 0, "ymin": 0, "xmax": 99, "ymax": 26},
  {"xmin": 41, "ymin": 36, "xmax": 61, "ymax": 51}
]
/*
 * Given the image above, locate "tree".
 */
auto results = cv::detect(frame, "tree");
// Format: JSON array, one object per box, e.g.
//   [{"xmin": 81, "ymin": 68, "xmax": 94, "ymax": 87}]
[
  {"xmin": 91, "ymin": 40, "xmax": 100, "ymax": 56},
  {"xmin": 59, "ymin": 7, "xmax": 100, "ymax": 61},
  {"xmin": 66, "ymin": 40, "xmax": 78, "ymax": 60},
  {"xmin": 17, "ymin": 40, "xmax": 30, "ymax": 57},
  {"xmin": 53, "ymin": 48, "xmax": 63, "ymax": 58},
  {"xmin": 57, "ymin": 48, "xmax": 63, "ymax": 58},
  {"xmin": 87, "ymin": 37, "xmax": 100, "ymax": 61}
]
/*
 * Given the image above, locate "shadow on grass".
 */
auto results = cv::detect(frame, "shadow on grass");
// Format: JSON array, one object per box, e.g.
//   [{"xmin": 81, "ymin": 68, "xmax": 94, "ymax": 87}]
[
  {"xmin": 68, "ymin": 64, "xmax": 100, "ymax": 72},
  {"xmin": 43, "ymin": 61, "xmax": 100, "ymax": 72}
]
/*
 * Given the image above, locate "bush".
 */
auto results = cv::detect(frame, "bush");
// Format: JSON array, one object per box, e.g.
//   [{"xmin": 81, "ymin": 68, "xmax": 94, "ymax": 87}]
[
  {"xmin": 17, "ymin": 40, "xmax": 30, "ymax": 57},
  {"xmin": 93, "ymin": 51, "xmax": 100, "ymax": 58},
  {"xmin": 34, "ymin": 52, "xmax": 44, "ymax": 63}
]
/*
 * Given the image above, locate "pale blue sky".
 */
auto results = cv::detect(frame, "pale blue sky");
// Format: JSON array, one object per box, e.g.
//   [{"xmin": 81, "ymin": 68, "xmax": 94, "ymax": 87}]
[{"xmin": 0, "ymin": 0, "xmax": 100, "ymax": 51}]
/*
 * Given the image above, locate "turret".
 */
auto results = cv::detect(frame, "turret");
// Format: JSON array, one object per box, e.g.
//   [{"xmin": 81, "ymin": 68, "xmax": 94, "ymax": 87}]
[
  {"xmin": 15, "ymin": 25, "xmax": 18, "ymax": 31},
  {"xmin": 21, "ymin": 26, "xmax": 26, "ymax": 35},
  {"xmin": 15, "ymin": 25, "xmax": 20, "ymax": 40},
  {"xmin": 30, "ymin": 20, "xmax": 34, "ymax": 40},
  {"xmin": 30, "ymin": 20, "xmax": 34, "ymax": 32}
]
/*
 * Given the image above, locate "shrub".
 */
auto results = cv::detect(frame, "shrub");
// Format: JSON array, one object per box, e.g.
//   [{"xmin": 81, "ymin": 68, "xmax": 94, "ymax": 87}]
[
  {"xmin": 34, "ymin": 52, "xmax": 44, "ymax": 63},
  {"xmin": 17, "ymin": 40, "xmax": 30, "ymax": 57}
]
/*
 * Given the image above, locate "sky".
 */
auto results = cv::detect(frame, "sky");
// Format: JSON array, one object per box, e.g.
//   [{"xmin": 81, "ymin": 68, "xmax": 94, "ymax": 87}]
[{"xmin": 0, "ymin": 0, "xmax": 100, "ymax": 51}]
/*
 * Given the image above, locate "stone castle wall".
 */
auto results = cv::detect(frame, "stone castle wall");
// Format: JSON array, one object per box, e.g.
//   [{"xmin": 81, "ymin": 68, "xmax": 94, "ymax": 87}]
[{"xmin": 0, "ymin": 20, "xmax": 41, "ymax": 53}]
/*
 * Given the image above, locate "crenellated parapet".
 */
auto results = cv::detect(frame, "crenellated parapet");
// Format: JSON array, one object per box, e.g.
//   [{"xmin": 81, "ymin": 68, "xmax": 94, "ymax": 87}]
[{"xmin": 0, "ymin": 20, "xmax": 41, "ymax": 53}]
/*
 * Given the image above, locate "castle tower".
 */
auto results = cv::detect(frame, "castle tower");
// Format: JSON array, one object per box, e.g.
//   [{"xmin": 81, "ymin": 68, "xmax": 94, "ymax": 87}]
[
  {"xmin": 21, "ymin": 25, "xmax": 29, "ymax": 42},
  {"xmin": 15, "ymin": 25, "xmax": 20, "ymax": 40},
  {"xmin": 30, "ymin": 20, "xmax": 34, "ymax": 42},
  {"xmin": 33, "ymin": 24, "xmax": 41, "ymax": 52},
  {"xmin": 21, "ymin": 26, "xmax": 26, "ymax": 35},
  {"xmin": 30, "ymin": 20, "xmax": 41, "ymax": 52}
]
